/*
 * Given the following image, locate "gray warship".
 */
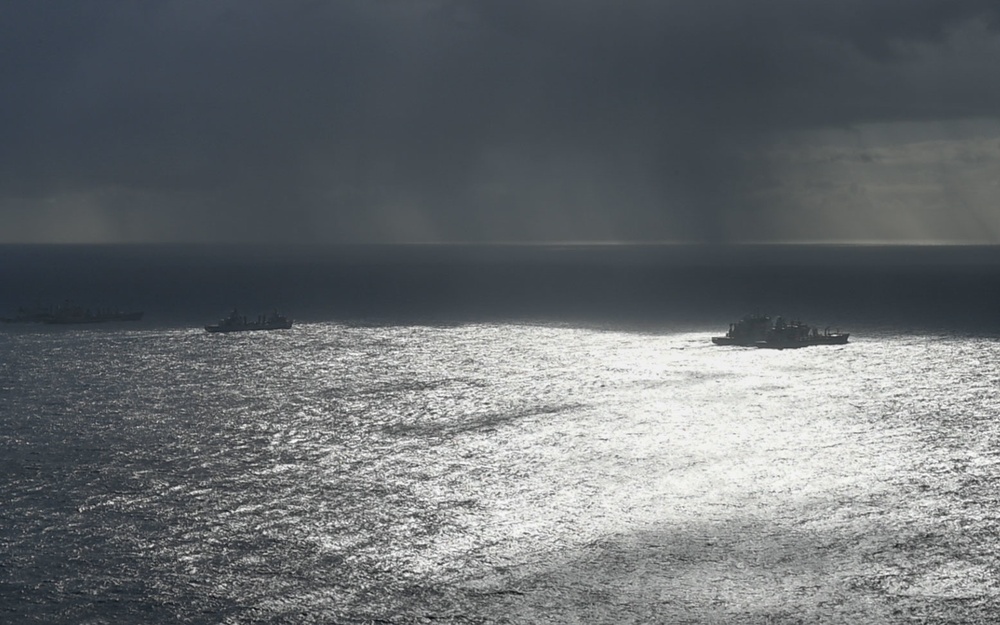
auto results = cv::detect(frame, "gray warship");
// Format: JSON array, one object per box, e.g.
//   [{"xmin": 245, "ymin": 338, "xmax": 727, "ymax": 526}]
[
  {"xmin": 3, "ymin": 303, "xmax": 144, "ymax": 324},
  {"xmin": 712, "ymin": 313, "xmax": 849, "ymax": 349},
  {"xmin": 205, "ymin": 309, "xmax": 293, "ymax": 333}
]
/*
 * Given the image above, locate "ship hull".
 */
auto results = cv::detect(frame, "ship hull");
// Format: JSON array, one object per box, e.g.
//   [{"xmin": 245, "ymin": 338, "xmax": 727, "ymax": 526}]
[
  {"xmin": 754, "ymin": 334, "xmax": 850, "ymax": 349},
  {"xmin": 711, "ymin": 336, "xmax": 752, "ymax": 346},
  {"xmin": 205, "ymin": 322, "xmax": 293, "ymax": 333}
]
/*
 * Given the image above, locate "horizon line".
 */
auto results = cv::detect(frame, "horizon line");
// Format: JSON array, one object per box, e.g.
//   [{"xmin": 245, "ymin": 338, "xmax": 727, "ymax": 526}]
[{"xmin": 2, "ymin": 240, "xmax": 1000, "ymax": 248}]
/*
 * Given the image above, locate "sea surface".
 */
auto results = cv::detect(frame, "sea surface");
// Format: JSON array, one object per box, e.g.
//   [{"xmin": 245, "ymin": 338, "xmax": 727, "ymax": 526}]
[
  {"xmin": 4, "ymin": 244, "xmax": 1000, "ymax": 624},
  {"xmin": 3, "ymin": 318, "xmax": 1000, "ymax": 624}
]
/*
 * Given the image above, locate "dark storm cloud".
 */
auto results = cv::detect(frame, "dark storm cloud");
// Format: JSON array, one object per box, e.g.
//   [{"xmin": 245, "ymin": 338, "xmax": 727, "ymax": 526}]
[{"xmin": 1, "ymin": 0, "xmax": 998, "ymax": 242}]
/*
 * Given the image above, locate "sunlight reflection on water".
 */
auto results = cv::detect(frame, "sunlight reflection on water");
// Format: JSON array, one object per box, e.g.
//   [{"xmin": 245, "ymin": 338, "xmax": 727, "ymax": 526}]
[{"xmin": 2, "ymin": 323, "xmax": 1000, "ymax": 623}]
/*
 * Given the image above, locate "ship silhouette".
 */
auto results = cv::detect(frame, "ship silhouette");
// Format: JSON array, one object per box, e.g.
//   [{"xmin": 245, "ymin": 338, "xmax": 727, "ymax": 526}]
[
  {"xmin": 2, "ymin": 302, "xmax": 143, "ymax": 324},
  {"xmin": 205, "ymin": 309, "xmax": 293, "ymax": 333},
  {"xmin": 712, "ymin": 313, "xmax": 848, "ymax": 349}
]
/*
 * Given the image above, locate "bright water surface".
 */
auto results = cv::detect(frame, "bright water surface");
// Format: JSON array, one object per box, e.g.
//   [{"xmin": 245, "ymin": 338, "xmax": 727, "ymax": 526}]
[{"xmin": 2, "ymin": 322, "xmax": 1000, "ymax": 623}]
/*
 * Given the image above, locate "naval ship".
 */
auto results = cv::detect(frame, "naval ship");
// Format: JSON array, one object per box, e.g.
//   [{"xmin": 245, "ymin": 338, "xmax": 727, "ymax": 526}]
[
  {"xmin": 205, "ymin": 309, "xmax": 293, "ymax": 333},
  {"xmin": 2, "ymin": 303, "xmax": 144, "ymax": 324},
  {"xmin": 712, "ymin": 313, "xmax": 849, "ymax": 349}
]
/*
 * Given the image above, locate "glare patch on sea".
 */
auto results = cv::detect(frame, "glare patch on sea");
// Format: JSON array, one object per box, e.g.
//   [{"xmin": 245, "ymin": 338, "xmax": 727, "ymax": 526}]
[{"xmin": 2, "ymin": 323, "xmax": 1000, "ymax": 623}]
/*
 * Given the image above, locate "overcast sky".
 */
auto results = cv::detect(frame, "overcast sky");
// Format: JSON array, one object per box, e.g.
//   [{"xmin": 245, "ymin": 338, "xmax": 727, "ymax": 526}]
[{"xmin": 2, "ymin": 0, "xmax": 999, "ymax": 244}]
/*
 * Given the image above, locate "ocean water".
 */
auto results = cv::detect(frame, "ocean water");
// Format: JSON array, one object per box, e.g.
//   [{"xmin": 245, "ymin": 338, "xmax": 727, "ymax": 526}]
[{"xmin": 4, "ymin": 318, "xmax": 1000, "ymax": 624}]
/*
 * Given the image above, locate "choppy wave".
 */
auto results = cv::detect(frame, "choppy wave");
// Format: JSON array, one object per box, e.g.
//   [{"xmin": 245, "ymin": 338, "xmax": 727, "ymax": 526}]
[{"xmin": 2, "ymin": 322, "xmax": 999, "ymax": 623}]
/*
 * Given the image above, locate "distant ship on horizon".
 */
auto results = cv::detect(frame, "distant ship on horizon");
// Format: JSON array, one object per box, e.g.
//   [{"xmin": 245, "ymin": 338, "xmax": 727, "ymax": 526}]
[
  {"xmin": 205, "ymin": 309, "xmax": 293, "ymax": 333},
  {"xmin": 2, "ymin": 302, "xmax": 144, "ymax": 325},
  {"xmin": 712, "ymin": 313, "xmax": 849, "ymax": 349}
]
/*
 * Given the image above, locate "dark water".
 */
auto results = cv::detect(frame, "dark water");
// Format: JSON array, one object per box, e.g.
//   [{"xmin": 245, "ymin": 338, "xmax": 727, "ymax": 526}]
[
  {"xmin": 3, "ymin": 245, "xmax": 1000, "ymax": 623},
  {"xmin": 3, "ymin": 243, "xmax": 1000, "ymax": 328}
]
